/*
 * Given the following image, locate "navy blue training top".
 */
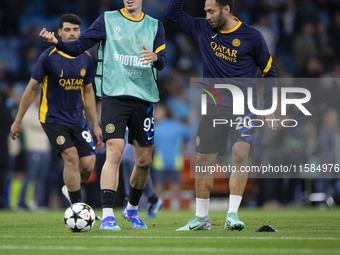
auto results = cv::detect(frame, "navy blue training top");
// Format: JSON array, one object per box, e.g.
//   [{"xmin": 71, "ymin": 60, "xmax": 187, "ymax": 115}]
[
  {"xmin": 167, "ymin": 0, "xmax": 276, "ymax": 108},
  {"xmin": 32, "ymin": 46, "xmax": 95, "ymax": 126}
]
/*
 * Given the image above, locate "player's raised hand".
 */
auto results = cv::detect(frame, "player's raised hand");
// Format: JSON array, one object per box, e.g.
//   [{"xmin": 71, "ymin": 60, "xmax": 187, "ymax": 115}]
[
  {"xmin": 39, "ymin": 28, "xmax": 58, "ymax": 45},
  {"xmin": 139, "ymin": 45, "xmax": 158, "ymax": 65}
]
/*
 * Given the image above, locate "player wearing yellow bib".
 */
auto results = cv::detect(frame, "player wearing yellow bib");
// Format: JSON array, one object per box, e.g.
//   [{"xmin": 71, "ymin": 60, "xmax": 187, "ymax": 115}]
[{"xmin": 40, "ymin": 0, "xmax": 166, "ymax": 230}]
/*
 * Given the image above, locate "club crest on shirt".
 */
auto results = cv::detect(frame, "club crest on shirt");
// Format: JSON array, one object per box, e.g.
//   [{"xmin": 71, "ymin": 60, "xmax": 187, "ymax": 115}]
[
  {"xmin": 80, "ymin": 69, "xmax": 86, "ymax": 77},
  {"xmin": 232, "ymin": 39, "xmax": 241, "ymax": 47}
]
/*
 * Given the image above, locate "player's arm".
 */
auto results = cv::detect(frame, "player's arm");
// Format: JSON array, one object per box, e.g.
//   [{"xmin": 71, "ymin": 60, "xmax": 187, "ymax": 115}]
[
  {"xmin": 166, "ymin": 0, "xmax": 203, "ymax": 39},
  {"xmin": 10, "ymin": 78, "xmax": 40, "ymax": 140},
  {"xmin": 153, "ymin": 21, "xmax": 166, "ymax": 71},
  {"xmin": 254, "ymin": 32, "xmax": 278, "ymax": 130},
  {"xmin": 83, "ymin": 83, "xmax": 103, "ymax": 147},
  {"xmin": 40, "ymin": 15, "xmax": 106, "ymax": 57},
  {"xmin": 139, "ymin": 21, "xmax": 166, "ymax": 70},
  {"xmin": 11, "ymin": 48, "xmax": 48, "ymax": 140}
]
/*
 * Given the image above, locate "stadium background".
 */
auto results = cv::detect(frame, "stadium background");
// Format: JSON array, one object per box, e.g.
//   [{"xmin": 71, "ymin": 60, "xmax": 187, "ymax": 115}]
[{"xmin": 0, "ymin": 0, "xmax": 340, "ymax": 210}]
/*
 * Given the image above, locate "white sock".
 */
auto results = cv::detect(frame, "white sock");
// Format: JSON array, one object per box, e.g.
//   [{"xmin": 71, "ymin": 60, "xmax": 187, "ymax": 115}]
[
  {"xmin": 127, "ymin": 202, "xmax": 138, "ymax": 210},
  {"xmin": 102, "ymin": 208, "xmax": 114, "ymax": 219},
  {"xmin": 195, "ymin": 198, "xmax": 209, "ymax": 217},
  {"xmin": 228, "ymin": 195, "xmax": 242, "ymax": 213}
]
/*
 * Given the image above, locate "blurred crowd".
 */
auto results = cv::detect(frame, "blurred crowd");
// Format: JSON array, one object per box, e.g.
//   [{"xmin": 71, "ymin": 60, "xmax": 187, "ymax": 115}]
[{"xmin": 0, "ymin": 0, "xmax": 340, "ymax": 210}]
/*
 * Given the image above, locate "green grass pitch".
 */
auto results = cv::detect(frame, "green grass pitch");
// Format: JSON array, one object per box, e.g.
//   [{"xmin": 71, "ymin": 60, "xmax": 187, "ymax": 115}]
[{"xmin": 1, "ymin": 208, "xmax": 340, "ymax": 255}]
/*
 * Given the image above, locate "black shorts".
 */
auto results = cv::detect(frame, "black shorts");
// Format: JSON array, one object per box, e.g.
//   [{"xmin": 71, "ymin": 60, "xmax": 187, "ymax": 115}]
[
  {"xmin": 42, "ymin": 122, "xmax": 96, "ymax": 157},
  {"xmin": 101, "ymin": 97, "xmax": 154, "ymax": 145},
  {"xmin": 196, "ymin": 104, "xmax": 256, "ymax": 155}
]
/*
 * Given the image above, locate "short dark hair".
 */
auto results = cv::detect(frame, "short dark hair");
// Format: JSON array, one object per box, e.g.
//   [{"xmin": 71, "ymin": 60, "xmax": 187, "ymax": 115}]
[
  {"xmin": 59, "ymin": 14, "xmax": 81, "ymax": 29},
  {"xmin": 216, "ymin": 0, "xmax": 234, "ymax": 13}
]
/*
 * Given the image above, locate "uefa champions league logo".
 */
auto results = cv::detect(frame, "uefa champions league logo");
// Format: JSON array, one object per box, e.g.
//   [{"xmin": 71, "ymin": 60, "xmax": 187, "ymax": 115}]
[
  {"xmin": 113, "ymin": 26, "xmax": 121, "ymax": 34},
  {"xmin": 111, "ymin": 26, "xmax": 123, "ymax": 41}
]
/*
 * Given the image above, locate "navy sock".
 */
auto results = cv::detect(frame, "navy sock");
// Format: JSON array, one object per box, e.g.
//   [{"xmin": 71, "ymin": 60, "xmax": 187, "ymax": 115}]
[
  {"xmin": 69, "ymin": 190, "xmax": 82, "ymax": 204},
  {"xmin": 148, "ymin": 194, "xmax": 158, "ymax": 205},
  {"xmin": 100, "ymin": 189, "xmax": 116, "ymax": 208},
  {"xmin": 129, "ymin": 185, "xmax": 144, "ymax": 206}
]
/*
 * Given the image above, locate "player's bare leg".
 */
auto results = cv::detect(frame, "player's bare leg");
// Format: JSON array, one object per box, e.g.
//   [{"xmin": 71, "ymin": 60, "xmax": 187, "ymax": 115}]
[
  {"xmin": 62, "ymin": 154, "xmax": 96, "ymax": 204},
  {"xmin": 230, "ymin": 142, "xmax": 249, "ymax": 195},
  {"xmin": 123, "ymin": 141, "xmax": 153, "ymax": 229},
  {"xmin": 61, "ymin": 147, "xmax": 81, "ymax": 204},
  {"xmin": 195, "ymin": 152, "xmax": 218, "ymax": 199},
  {"xmin": 226, "ymin": 142, "xmax": 250, "ymax": 231},
  {"xmin": 101, "ymin": 138, "xmax": 125, "ymax": 190},
  {"xmin": 130, "ymin": 140, "xmax": 153, "ymax": 189},
  {"xmin": 79, "ymin": 155, "xmax": 96, "ymax": 183},
  {"xmin": 99, "ymin": 138, "xmax": 124, "ymax": 231}
]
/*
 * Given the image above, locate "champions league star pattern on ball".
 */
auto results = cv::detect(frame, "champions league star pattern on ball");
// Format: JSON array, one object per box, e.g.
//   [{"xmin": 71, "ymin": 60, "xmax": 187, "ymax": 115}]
[{"xmin": 64, "ymin": 202, "xmax": 96, "ymax": 232}]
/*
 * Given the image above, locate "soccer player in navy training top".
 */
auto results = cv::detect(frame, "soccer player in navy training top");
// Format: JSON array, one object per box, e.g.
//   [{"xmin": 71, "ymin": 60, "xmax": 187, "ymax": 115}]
[
  {"xmin": 40, "ymin": 0, "xmax": 166, "ymax": 231},
  {"xmin": 10, "ymin": 14, "xmax": 102, "ymax": 207},
  {"xmin": 167, "ymin": 0, "xmax": 277, "ymax": 231}
]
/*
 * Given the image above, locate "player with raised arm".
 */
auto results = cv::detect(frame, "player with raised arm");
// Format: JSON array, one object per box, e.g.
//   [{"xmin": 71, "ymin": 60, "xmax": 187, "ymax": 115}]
[
  {"xmin": 40, "ymin": 0, "xmax": 166, "ymax": 230},
  {"xmin": 10, "ymin": 14, "xmax": 102, "ymax": 206},
  {"xmin": 167, "ymin": 0, "xmax": 277, "ymax": 231}
]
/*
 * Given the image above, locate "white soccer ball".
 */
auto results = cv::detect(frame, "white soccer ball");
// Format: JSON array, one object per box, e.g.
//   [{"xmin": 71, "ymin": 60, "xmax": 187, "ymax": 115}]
[{"xmin": 64, "ymin": 202, "xmax": 96, "ymax": 232}]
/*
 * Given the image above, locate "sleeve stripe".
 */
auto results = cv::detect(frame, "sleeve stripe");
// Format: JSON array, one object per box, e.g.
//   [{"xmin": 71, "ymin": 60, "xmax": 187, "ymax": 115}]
[
  {"xmin": 262, "ymin": 56, "xmax": 273, "ymax": 76},
  {"xmin": 48, "ymin": 47, "xmax": 57, "ymax": 57},
  {"xmin": 39, "ymin": 76, "xmax": 48, "ymax": 123},
  {"xmin": 155, "ymin": 44, "xmax": 165, "ymax": 54}
]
